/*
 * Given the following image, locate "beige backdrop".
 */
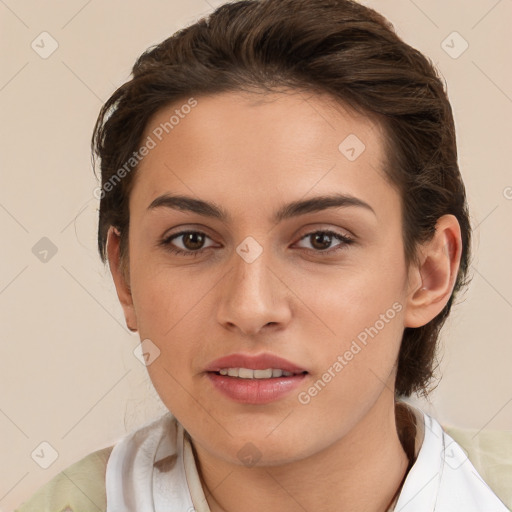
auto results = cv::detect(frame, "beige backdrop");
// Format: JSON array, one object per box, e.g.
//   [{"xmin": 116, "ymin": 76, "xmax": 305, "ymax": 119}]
[{"xmin": 1, "ymin": 0, "xmax": 511, "ymax": 510}]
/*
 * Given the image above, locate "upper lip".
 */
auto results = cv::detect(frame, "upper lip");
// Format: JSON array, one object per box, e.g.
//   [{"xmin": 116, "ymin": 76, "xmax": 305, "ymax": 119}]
[{"xmin": 204, "ymin": 352, "xmax": 308, "ymax": 374}]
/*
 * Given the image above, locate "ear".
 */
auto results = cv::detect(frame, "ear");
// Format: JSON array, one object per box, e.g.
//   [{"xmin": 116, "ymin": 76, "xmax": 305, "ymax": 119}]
[
  {"xmin": 106, "ymin": 226, "xmax": 138, "ymax": 332},
  {"xmin": 404, "ymin": 214, "xmax": 463, "ymax": 328}
]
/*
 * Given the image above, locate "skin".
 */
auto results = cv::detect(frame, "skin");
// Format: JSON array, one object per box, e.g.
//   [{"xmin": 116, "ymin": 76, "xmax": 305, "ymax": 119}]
[{"xmin": 106, "ymin": 90, "xmax": 462, "ymax": 512}]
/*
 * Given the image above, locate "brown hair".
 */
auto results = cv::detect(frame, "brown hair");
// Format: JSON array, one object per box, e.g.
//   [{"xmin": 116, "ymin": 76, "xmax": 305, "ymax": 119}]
[{"xmin": 92, "ymin": 0, "xmax": 472, "ymax": 397}]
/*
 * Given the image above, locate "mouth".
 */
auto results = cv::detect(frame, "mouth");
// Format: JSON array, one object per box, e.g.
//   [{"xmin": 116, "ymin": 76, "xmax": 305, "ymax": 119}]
[
  {"xmin": 204, "ymin": 353, "xmax": 309, "ymax": 404},
  {"xmin": 204, "ymin": 352, "xmax": 308, "ymax": 374},
  {"xmin": 206, "ymin": 370, "xmax": 308, "ymax": 404},
  {"xmin": 210, "ymin": 367, "xmax": 308, "ymax": 379}
]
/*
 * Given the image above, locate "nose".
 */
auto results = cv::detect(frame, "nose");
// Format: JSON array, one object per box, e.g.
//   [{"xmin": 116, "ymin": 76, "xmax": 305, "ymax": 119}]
[{"xmin": 216, "ymin": 245, "xmax": 292, "ymax": 337}]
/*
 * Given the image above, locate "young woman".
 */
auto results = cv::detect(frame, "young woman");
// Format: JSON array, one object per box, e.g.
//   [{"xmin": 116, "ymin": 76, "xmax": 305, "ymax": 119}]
[{"xmin": 15, "ymin": 0, "xmax": 510, "ymax": 510}]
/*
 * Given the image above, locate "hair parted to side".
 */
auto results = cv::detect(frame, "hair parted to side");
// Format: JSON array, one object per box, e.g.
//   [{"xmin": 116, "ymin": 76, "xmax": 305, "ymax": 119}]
[{"xmin": 92, "ymin": 0, "xmax": 472, "ymax": 397}]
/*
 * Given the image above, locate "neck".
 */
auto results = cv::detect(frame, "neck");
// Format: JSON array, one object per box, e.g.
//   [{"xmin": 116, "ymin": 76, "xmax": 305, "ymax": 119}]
[{"xmin": 191, "ymin": 392, "xmax": 412, "ymax": 512}]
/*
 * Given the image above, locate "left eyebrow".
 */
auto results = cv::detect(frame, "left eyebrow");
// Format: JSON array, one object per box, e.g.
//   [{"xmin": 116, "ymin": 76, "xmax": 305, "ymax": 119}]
[{"xmin": 147, "ymin": 192, "xmax": 376, "ymax": 223}]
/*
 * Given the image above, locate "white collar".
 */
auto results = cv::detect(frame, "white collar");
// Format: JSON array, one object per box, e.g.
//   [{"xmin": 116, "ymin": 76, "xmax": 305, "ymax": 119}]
[
  {"xmin": 395, "ymin": 411, "xmax": 508, "ymax": 511},
  {"xmin": 105, "ymin": 407, "xmax": 508, "ymax": 511},
  {"xmin": 105, "ymin": 412, "xmax": 196, "ymax": 511}
]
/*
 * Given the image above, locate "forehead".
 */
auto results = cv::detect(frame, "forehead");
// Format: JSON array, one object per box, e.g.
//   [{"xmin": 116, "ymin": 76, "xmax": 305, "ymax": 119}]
[
  {"xmin": 141, "ymin": 89, "xmax": 384, "ymax": 164},
  {"xmin": 130, "ymin": 90, "xmax": 397, "ymax": 224}
]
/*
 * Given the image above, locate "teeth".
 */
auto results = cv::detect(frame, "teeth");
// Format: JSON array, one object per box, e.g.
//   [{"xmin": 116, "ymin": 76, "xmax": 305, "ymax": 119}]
[
  {"xmin": 239, "ymin": 367, "xmax": 255, "ymax": 379},
  {"xmin": 217, "ymin": 368, "xmax": 300, "ymax": 379}
]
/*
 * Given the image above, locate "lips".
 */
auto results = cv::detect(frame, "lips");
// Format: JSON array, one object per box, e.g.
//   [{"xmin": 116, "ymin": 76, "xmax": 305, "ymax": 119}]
[
  {"xmin": 204, "ymin": 352, "xmax": 308, "ymax": 404},
  {"xmin": 204, "ymin": 352, "xmax": 308, "ymax": 374}
]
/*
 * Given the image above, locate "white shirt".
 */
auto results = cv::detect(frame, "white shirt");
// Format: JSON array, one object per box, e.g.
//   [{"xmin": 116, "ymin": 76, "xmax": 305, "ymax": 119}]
[{"xmin": 105, "ymin": 406, "xmax": 509, "ymax": 511}]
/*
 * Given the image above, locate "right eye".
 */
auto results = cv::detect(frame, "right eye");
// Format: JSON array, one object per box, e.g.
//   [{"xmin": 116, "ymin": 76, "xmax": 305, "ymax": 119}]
[{"xmin": 160, "ymin": 230, "xmax": 217, "ymax": 257}]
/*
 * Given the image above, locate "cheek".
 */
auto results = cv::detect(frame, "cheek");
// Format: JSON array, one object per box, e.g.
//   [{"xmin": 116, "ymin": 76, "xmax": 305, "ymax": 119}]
[
  {"xmin": 132, "ymin": 266, "xmax": 209, "ymax": 414},
  {"xmin": 300, "ymin": 250, "xmax": 406, "ymax": 336},
  {"xmin": 300, "ymin": 251, "xmax": 407, "ymax": 386},
  {"xmin": 130, "ymin": 261, "xmax": 203, "ymax": 337},
  {"xmin": 295, "ymin": 273, "xmax": 405, "ymax": 424},
  {"xmin": 129, "ymin": 262, "xmax": 221, "ymax": 387}
]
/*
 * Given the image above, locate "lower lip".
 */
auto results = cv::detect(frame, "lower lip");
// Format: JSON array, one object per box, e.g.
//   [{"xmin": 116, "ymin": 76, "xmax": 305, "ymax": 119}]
[{"xmin": 206, "ymin": 372, "xmax": 307, "ymax": 404}]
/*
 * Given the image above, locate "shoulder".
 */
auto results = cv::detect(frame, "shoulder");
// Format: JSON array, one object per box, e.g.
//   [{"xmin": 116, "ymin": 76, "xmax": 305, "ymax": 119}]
[
  {"xmin": 14, "ymin": 445, "xmax": 113, "ymax": 512},
  {"xmin": 442, "ymin": 424, "xmax": 512, "ymax": 510}
]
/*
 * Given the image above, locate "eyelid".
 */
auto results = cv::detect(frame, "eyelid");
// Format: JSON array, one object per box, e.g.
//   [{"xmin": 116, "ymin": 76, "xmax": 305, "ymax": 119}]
[
  {"xmin": 160, "ymin": 224, "xmax": 219, "ymax": 243},
  {"xmin": 294, "ymin": 223, "xmax": 355, "ymax": 241},
  {"xmin": 162, "ymin": 222, "xmax": 355, "ymax": 242}
]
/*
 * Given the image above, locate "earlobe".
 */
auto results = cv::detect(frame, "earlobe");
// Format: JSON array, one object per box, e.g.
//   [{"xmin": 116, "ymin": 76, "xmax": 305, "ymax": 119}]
[
  {"xmin": 106, "ymin": 226, "xmax": 138, "ymax": 332},
  {"xmin": 404, "ymin": 215, "xmax": 463, "ymax": 328}
]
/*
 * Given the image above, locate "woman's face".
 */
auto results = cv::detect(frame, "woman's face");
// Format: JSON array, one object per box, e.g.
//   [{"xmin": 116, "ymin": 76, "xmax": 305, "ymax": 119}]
[{"xmin": 113, "ymin": 90, "xmax": 422, "ymax": 465}]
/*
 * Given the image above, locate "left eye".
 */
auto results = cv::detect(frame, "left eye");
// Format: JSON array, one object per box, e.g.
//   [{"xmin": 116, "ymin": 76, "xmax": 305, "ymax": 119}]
[{"xmin": 294, "ymin": 230, "xmax": 354, "ymax": 253}]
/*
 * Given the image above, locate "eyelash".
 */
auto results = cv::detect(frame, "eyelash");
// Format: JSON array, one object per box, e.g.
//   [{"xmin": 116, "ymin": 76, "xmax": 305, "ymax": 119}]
[{"xmin": 159, "ymin": 229, "xmax": 355, "ymax": 258}]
